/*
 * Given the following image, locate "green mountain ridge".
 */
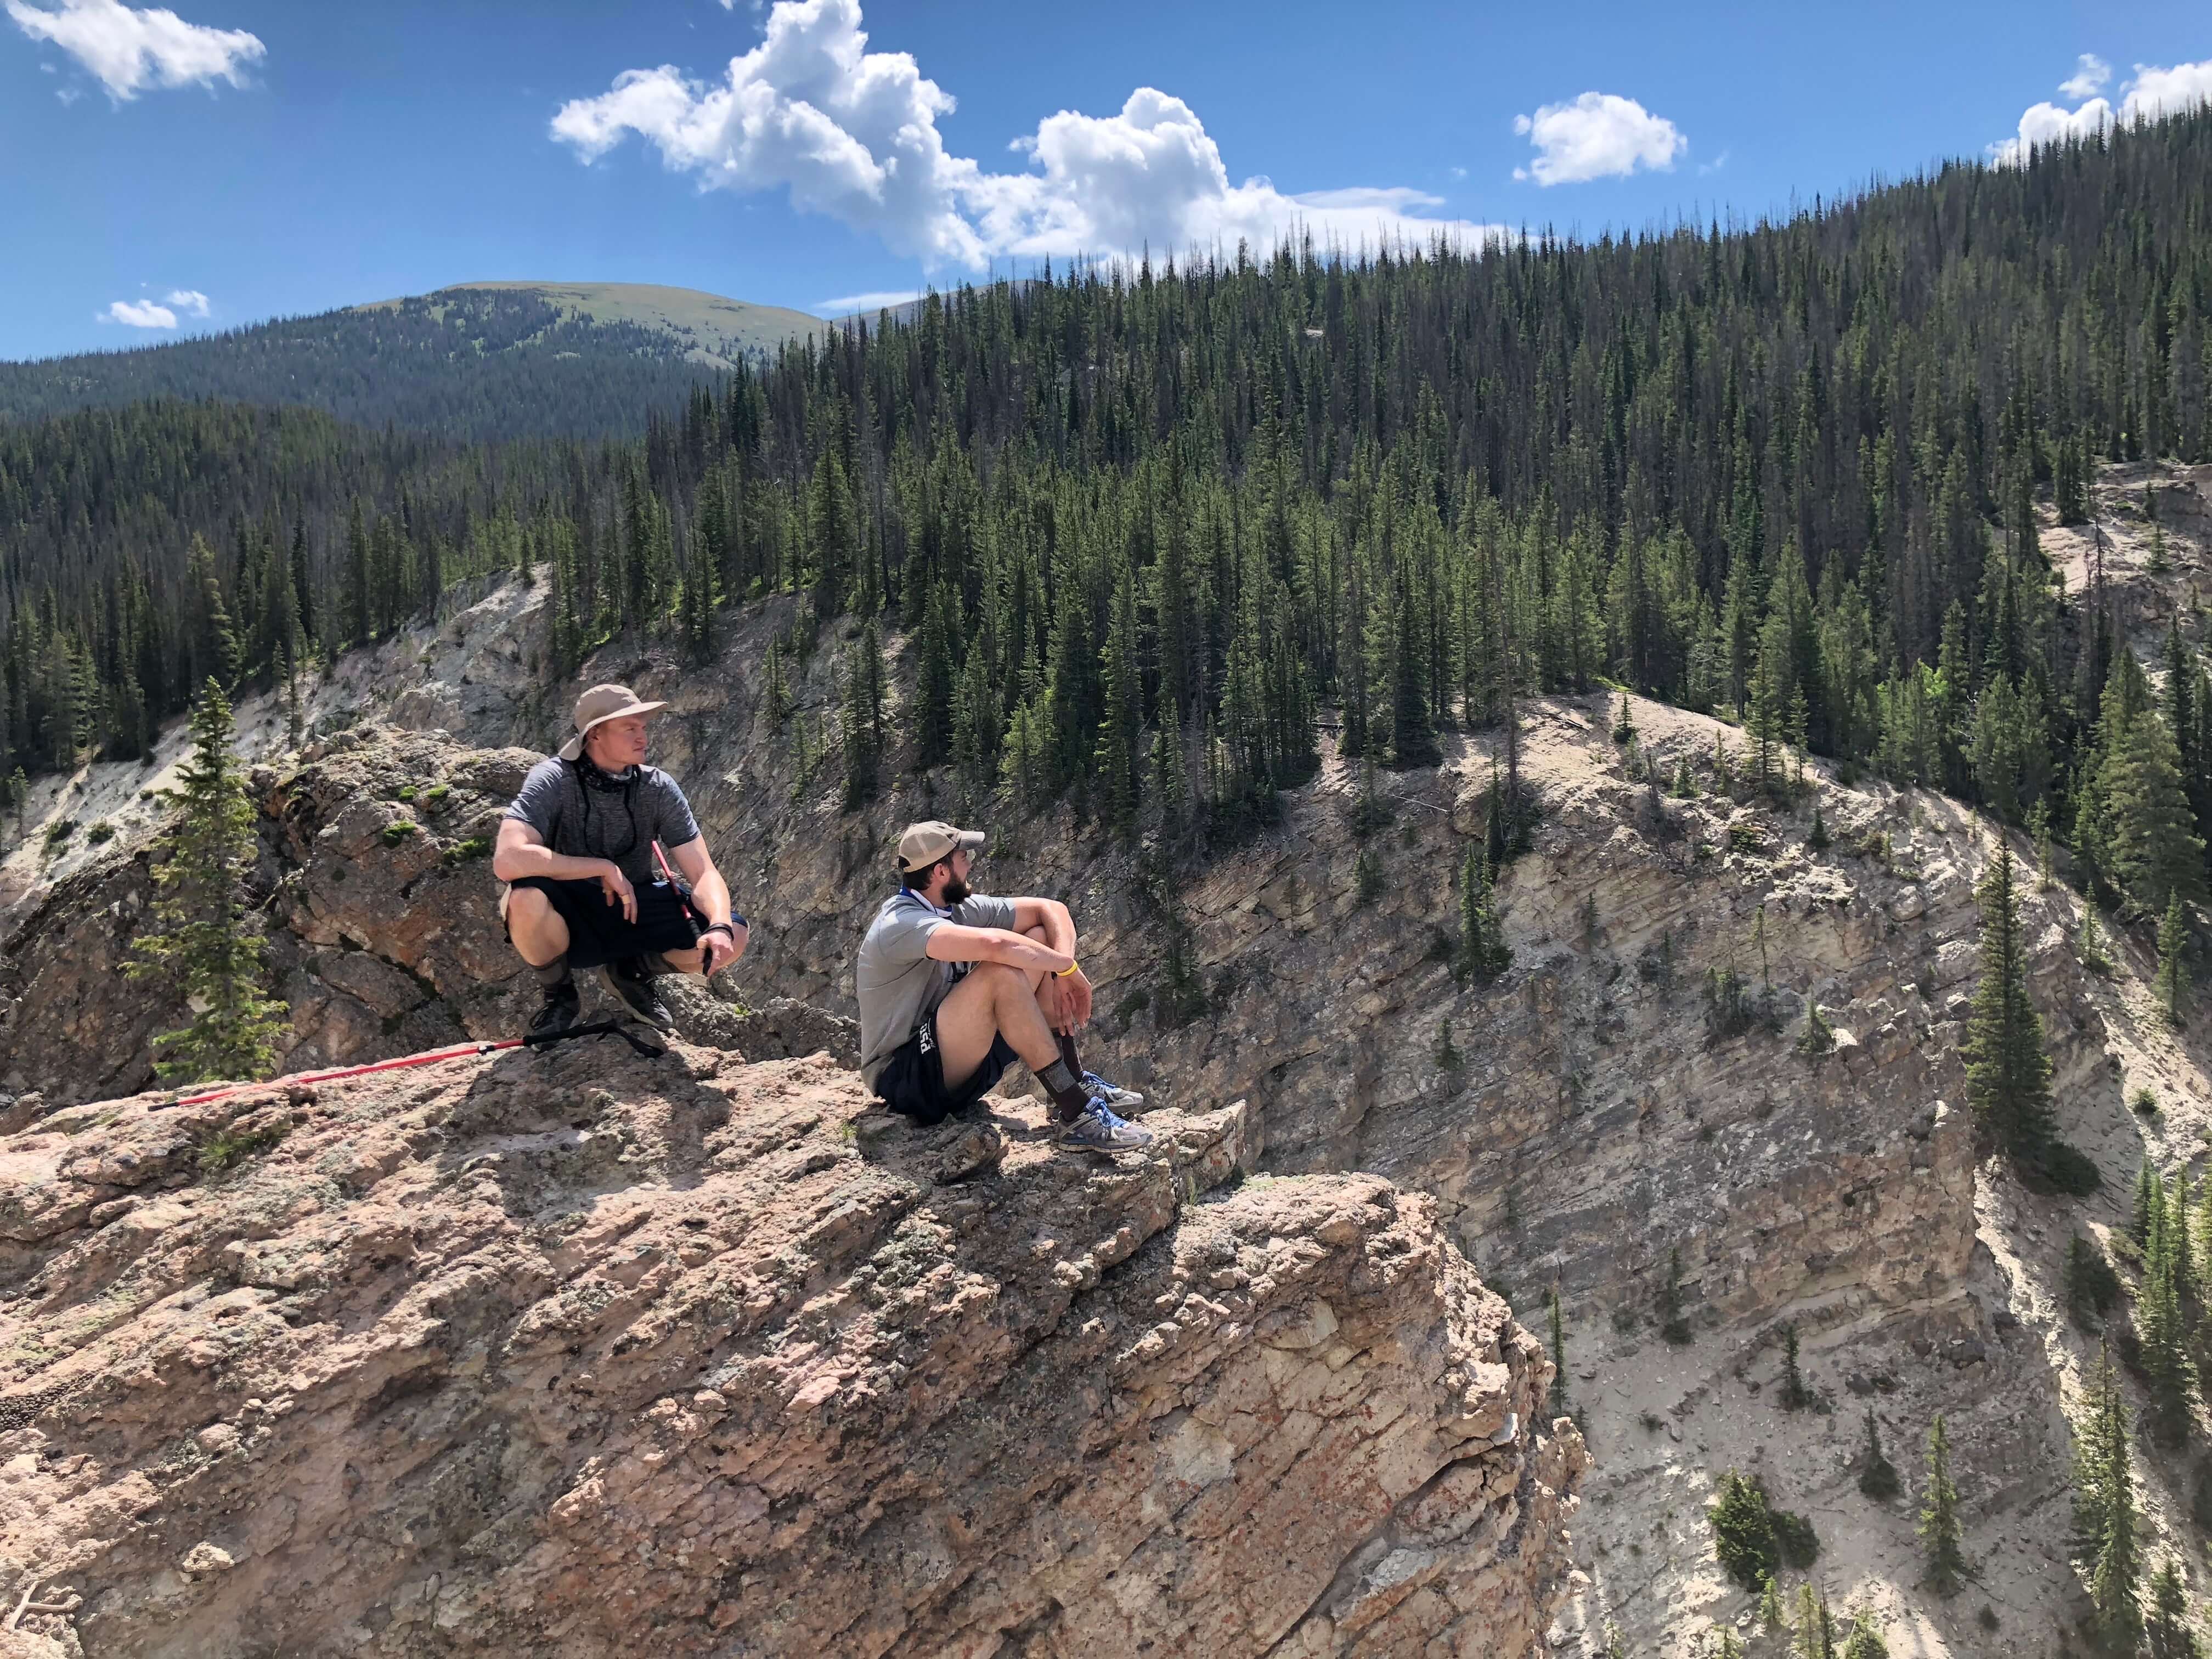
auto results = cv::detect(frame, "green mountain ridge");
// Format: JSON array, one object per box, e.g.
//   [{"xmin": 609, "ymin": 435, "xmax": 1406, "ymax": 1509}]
[{"xmin": 0, "ymin": 280, "xmax": 825, "ymax": 444}]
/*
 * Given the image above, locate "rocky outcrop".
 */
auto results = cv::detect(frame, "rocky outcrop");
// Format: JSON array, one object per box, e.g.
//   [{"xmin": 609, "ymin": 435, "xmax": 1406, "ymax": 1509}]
[{"xmin": 0, "ymin": 1038, "xmax": 1581, "ymax": 1657}]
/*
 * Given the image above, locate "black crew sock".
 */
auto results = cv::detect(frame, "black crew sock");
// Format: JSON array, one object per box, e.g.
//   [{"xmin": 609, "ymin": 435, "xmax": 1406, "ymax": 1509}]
[
  {"xmin": 532, "ymin": 955, "xmax": 573, "ymax": 989},
  {"xmin": 1038, "ymin": 1058, "xmax": 1092, "ymax": 1120},
  {"xmin": 1056, "ymin": 1031, "xmax": 1084, "ymax": 1080}
]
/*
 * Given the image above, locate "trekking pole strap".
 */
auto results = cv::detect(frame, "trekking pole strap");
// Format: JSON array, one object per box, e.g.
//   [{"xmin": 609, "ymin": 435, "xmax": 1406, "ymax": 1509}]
[
  {"xmin": 524, "ymin": 1017, "xmax": 668, "ymax": 1058},
  {"xmin": 167, "ymin": 1017, "xmax": 664, "ymax": 1108}
]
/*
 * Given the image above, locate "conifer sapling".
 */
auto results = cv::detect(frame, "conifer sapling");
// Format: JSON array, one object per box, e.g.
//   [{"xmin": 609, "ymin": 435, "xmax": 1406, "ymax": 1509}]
[
  {"xmin": 2157, "ymin": 890, "xmax": 2190, "ymax": 1028},
  {"xmin": 1918, "ymin": 1413, "xmax": 1966, "ymax": 1595},
  {"xmin": 126, "ymin": 679, "xmax": 287, "ymax": 1085}
]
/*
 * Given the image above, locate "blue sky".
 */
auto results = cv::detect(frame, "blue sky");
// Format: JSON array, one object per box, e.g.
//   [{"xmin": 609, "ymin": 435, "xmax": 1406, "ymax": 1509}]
[{"xmin": 2, "ymin": 0, "xmax": 2207, "ymax": 362}]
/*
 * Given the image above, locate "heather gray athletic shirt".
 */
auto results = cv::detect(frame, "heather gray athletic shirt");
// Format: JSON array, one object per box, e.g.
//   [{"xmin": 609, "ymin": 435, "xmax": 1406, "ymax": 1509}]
[
  {"xmin": 503, "ymin": 759, "xmax": 702, "ymax": 889},
  {"xmin": 855, "ymin": 889, "xmax": 1019, "ymax": 1085}
]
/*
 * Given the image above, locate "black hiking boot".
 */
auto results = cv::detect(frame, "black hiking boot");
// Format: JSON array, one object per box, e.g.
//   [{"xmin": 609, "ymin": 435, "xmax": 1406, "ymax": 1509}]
[
  {"xmin": 602, "ymin": 956, "xmax": 674, "ymax": 1032},
  {"xmin": 529, "ymin": 978, "xmax": 581, "ymax": 1040}
]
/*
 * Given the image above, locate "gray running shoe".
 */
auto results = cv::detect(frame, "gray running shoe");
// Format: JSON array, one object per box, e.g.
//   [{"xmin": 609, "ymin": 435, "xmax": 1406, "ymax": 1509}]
[
  {"xmin": 601, "ymin": 957, "xmax": 674, "ymax": 1032},
  {"xmin": 1082, "ymin": 1070, "xmax": 1146, "ymax": 1111},
  {"xmin": 1058, "ymin": 1097, "xmax": 1153, "ymax": 1153}
]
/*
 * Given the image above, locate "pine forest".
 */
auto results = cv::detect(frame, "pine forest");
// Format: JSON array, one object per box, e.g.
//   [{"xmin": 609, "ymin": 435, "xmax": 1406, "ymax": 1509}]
[{"xmin": 7, "ymin": 111, "xmax": 2212, "ymax": 915}]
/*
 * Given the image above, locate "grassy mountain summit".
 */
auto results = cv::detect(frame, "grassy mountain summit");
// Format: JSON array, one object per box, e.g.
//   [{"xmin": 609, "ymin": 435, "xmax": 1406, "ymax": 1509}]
[
  {"xmin": 0, "ymin": 281, "xmax": 822, "ymax": 444},
  {"xmin": 358, "ymin": 281, "xmax": 824, "ymax": 370}
]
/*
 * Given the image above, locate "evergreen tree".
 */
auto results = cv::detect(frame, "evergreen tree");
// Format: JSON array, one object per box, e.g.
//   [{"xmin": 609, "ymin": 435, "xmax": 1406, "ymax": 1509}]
[
  {"xmin": 2148, "ymin": 1556, "xmax": 2202, "ymax": 1659},
  {"xmin": 910, "ymin": 580, "xmax": 958, "ymax": 768},
  {"xmin": 1962, "ymin": 847, "xmax": 2057, "ymax": 1166},
  {"xmin": 1792, "ymin": 1582, "xmax": 1830, "ymax": 1659},
  {"xmin": 1458, "ymin": 841, "xmax": 1511, "ymax": 980},
  {"xmin": 1758, "ymin": 1575, "xmax": 1786, "ymax": 1633},
  {"xmin": 1918, "ymin": 1413, "xmax": 1966, "ymax": 1595},
  {"xmin": 2137, "ymin": 1170, "xmax": 2198, "ymax": 1444},
  {"xmin": 182, "ymin": 533, "xmax": 241, "ymax": 691},
  {"xmin": 2080, "ymin": 900, "xmax": 2112, "ymax": 973},
  {"xmin": 1150, "ymin": 719, "xmax": 1190, "ymax": 836},
  {"xmin": 2134, "ymin": 1153, "xmax": 2160, "ymax": 1248},
  {"xmin": 2029, "ymin": 797, "xmax": 2055, "ymax": 889},
  {"xmin": 2103, "ymin": 689, "xmax": 2207, "ymax": 915},
  {"xmin": 1838, "ymin": 1610, "xmax": 1888, "ymax": 1659},
  {"xmin": 342, "ymin": 495, "xmax": 371, "ymax": 647},
  {"xmin": 125, "ymin": 680, "xmax": 286, "ymax": 1084},
  {"xmin": 1708, "ymin": 1470, "xmax": 1779, "ymax": 1592},
  {"xmin": 1432, "ymin": 1018, "xmax": 1462, "ymax": 1073},
  {"xmin": 2076, "ymin": 1345, "xmax": 2145, "ymax": 1653},
  {"xmin": 840, "ymin": 621, "xmax": 885, "ymax": 809},
  {"xmin": 1781, "ymin": 1323, "xmax": 1812, "ymax": 1410},
  {"xmin": 2158, "ymin": 891, "xmax": 2191, "ymax": 1028},
  {"xmin": 1095, "ymin": 566, "xmax": 1142, "ymax": 830}
]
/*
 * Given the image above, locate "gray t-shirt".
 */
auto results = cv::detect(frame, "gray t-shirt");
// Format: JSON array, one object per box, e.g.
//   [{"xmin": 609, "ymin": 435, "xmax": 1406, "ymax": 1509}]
[
  {"xmin": 503, "ymin": 758, "xmax": 702, "ymax": 889},
  {"xmin": 855, "ymin": 889, "xmax": 1019, "ymax": 1085}
]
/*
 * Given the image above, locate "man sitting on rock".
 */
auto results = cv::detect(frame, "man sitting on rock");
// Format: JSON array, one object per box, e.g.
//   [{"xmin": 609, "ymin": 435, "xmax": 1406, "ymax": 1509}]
[
  {"xmin": 493, "ymin": 684, "xmax": 745, "ymax": 1036},
  {"xmin": 855, "ymin": 820, "xmax": 1151, "ymax": 1152}
]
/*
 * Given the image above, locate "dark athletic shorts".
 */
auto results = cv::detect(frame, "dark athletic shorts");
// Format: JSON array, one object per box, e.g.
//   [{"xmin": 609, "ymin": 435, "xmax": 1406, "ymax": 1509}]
[
  {"xmin": 505, "ymin": 876, "xmax": 699, "ymax": 971},
  {"xmin": 872, "ymin": 1012, "xmax": 1018, "ymax": 1127}
]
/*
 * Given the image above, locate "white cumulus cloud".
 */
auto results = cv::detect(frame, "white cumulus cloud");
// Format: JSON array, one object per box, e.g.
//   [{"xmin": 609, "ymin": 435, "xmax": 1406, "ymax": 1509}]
[
  {"xmin": 164, "ymin": 287, "xmax": 210, "ymax": 315},
  {"xmin": 6, "ymin": 0, "xmax": 263, "ymax": 100},
  {"xmin": 102, "ymin": 298, "xmax": 178, "ymax": 328},
  {"xmin": 553, "ymin": 0, "xmax": 1505, "ymax": 270},
  {"xmin": 1510, "ymin": 92, "xmax": 1685, "ymax": 186},
  {"xmin": 2124, "ymin": 59, "xmax": 2212, "ymax": 121},
  {"xmin": 2058, "ymin": 53, "xmax": 2111, "ymax": 100},
  {"xmin": 1993, "ymin": 56, "xmax": 2212, "ymax": 165}
]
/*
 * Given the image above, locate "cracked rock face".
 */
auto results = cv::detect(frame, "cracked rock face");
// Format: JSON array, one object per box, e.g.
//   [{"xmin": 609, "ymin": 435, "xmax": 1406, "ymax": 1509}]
[{"xmin": 0, "ymin": 1039, "xmax": 1581, "ymax": 1657}]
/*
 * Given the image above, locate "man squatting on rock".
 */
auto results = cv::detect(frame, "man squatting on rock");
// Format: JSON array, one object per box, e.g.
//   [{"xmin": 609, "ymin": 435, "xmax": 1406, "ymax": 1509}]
[
  {"xmin": 492, "ymin": 684, "xmax": 746, "ymax": 1036},
  {"xmin": 855, "ymin": 820, "xmax": 1153, "ymax": 1153}
]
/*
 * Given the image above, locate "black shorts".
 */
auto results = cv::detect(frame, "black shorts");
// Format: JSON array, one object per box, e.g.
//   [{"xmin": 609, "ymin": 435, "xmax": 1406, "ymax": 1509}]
[
  {"xmin": 872, "ymin": 1012, "xmax": 1018, "ymax": 1127},
  {"xmin": 505, "ymin": 876, "xmax": 699, "ymax": 971}
]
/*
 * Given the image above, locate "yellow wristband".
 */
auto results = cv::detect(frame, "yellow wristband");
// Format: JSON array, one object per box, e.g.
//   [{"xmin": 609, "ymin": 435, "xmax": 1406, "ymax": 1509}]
[{"xmin": 1055, "ymin": 961, "xmax": 1081, "ymax": 978}]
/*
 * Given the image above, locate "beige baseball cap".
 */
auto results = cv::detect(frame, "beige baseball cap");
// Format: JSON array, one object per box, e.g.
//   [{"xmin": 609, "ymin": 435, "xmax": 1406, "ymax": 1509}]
[
  {"xmin": 558, "ymin": 683, "xmax": 668, "ymax": 761},
  {"xmin": 898, "ymin": 820, "xmax": 985, "ymax": 872}
]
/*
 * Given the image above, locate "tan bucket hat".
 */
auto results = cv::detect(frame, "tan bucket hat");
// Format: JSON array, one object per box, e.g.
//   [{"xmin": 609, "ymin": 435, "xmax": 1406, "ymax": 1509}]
[
  {"xmin": 558, "ymin": 683, "xmax": 668, "ymax": 761},
  {"xmin": 897, "ymin": 820, "xmax": 985, "ymax": 872}
]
